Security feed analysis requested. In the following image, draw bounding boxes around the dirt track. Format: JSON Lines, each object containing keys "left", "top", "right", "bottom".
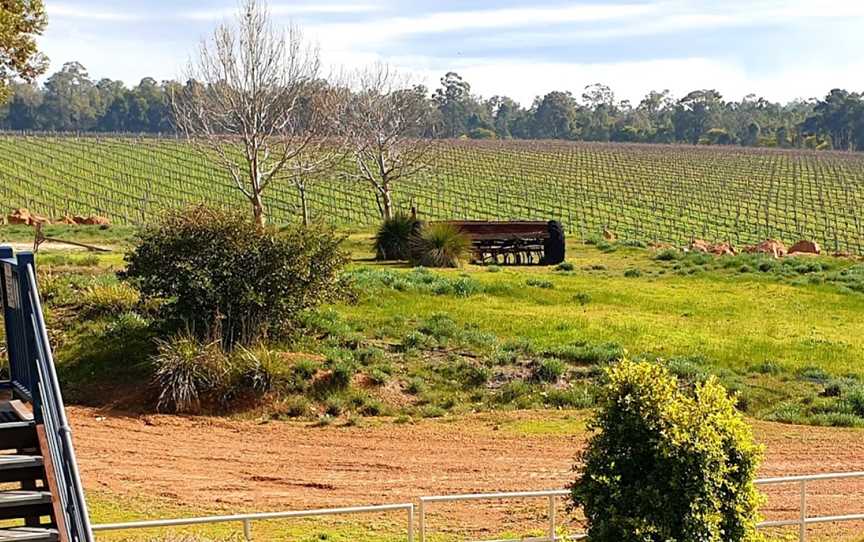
{"left": 69, "top": 407, "right": 864, "bottom": 539}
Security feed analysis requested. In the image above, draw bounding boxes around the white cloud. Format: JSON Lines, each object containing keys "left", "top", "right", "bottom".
{"left": 49, "top": 2, "right": 382, "bottom": 23}
{"left": 182, "top": 3, "right": 382, "bottom": 22}
{"left": 50, "top": 3, "right": 144, "bottom": 21}
{"left": 307, "top": 3, "right": 658, "bottom": 49}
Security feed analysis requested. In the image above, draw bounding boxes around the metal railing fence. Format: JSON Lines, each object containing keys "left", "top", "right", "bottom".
{"left": 88, "top": 472, "right": 864, "bottom": 542}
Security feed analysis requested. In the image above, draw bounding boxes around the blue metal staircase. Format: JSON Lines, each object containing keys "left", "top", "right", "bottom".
{"left": 0, "top": 248, "right": 93, "bottom": 542}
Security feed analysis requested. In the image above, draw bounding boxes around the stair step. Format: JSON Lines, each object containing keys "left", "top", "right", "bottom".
{"left": 0, "top": 491, "right": 51, "bottom": 509}
{"left": 0, "top": 456, "right": 42, "bottom": 471}
{"left": 0, "top": 422, "right": 37, "bottom": 451}
{"left": 0, "top": 456, "right": 44, "bottom": 484}
{"left": 0, "top": 527, "right": 59, "bottom": 542}
{"left": 0, "top": 490, "right": 53, "bottom": 521}
{"left": 0, "top": 411, "right": 18, "bottom": 423}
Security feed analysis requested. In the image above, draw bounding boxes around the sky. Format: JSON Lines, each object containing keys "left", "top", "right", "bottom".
{"left": 39, "top": 0, "right": 864, "bottom": 107}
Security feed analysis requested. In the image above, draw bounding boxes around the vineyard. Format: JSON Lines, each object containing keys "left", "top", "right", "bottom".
{"left": 2, "top": 134, "right": 864, "bottom": 253}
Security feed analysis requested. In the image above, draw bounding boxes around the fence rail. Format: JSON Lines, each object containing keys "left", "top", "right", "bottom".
{"left": 89, "top": 472, "right": 864, "bottom": 542}
{"left": 93, "top": 503, "right": 415, "bottom": 541}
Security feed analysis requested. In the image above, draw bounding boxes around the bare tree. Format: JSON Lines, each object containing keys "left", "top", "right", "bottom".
{"left": 172, "top": 0, "right": 320, "bottom": 225}
{"left": 347, "top": 64, "right": 435, "bottom": 220}
{"left": 287, "top": 79, "right": 351, "bottom": 226}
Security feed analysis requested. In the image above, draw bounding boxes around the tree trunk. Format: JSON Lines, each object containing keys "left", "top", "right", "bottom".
{"left": 381, "top": 188, "right": 393, "bottom": 220}
{"left": 299, "top": 184, "right": 310, "bottom": 226}
{"left": 251, "top": 191, "right": 266, "bottom": 226}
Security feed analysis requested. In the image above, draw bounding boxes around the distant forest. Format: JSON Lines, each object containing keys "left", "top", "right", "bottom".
{"left": 2, "top": 61, "right": 864, "bottom": 152}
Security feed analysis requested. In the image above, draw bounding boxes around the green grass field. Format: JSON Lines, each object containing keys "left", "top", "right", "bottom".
{"left": 3, "top": 228, "right": 864, "bottom": 541}
{"left": 3, "top": 228, "right": 862, "bottom": 428}
{"left": 3, "top": 135, "right": 864, "bottom": 253}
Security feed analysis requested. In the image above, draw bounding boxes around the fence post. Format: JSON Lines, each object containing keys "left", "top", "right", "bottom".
{"left": 547, "top": 495, "right": 556, "bottom": 542}
{"left": 243, "top": 519, "right": 252, "bottom": 541}
{"left": 407, "top": 504, "right": 414, "bottom": 542}
{"left": 799, "top": 480, "right": 807, "bottom": 542}
{"left": 418, "top": 500, "right": 425, "bottom": 542}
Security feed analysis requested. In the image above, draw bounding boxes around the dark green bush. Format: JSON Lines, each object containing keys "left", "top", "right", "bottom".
{"left": 374, "top": 213, "right": 420, "bottom": 260}
{"left": 410, "top": 222, "right": 472, "bottom": 268}
{"left": 121, "top": 205, "right": 348, "bottom": 347}
{"left": 572, "top": 360, "right": 764, "bottom": 542}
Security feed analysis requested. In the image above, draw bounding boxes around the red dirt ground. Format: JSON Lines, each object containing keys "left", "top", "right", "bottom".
{"left": 68, "top": 407, "right": 864, "bottom": 540}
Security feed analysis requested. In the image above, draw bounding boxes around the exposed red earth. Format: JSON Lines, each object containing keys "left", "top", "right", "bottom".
{"left": 69, "top": 407, "right": 864, "bottom": 540}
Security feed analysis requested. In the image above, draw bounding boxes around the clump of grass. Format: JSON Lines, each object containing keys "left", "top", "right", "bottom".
{"left": 555, "top": 261, "right": 575, "bottom": 271}
{"left": 418, "top": 313, "right": 460, "bottom": 343}
{"left": 272, "top": 395, "right": 312, "bottom": 419}
{"left": 526, "top": 278, "right": 554, "bottom": 289}
{"left": 573, "top": 292, "right": 591, "bottom": 305}
{"left": 655, "top": 249, "right": 681, "bottom": 261}
{"left": 548, "top": 341, "right": 624, "bottom": 364}
{"left": 623, "top": 268, "right": 642, "bottom": 278}
{"left": 437, "top": 358, "right": 490, "bottom": 389}
{"left": 410, "top": 223, "right": 472, "bottom": 268}
{"left": 79, "top": 282, "right": 139, "bottom": 317}
{"left": 532, "top": 358, "right": 566, "bottom": 383}
{"left": 845, "top": 386, "right": 864, "bottom": 416}
{"left": 151, "top": 334, "right": 228, "bottom": 413}
{"left": 374, "top": 213, "right": 419, "bottom": 260}
{"left": 347, "top": 267, "right": 487, "bottom": 298}
{"left": 545, "top": 385, "right": 594, "bottom": 408}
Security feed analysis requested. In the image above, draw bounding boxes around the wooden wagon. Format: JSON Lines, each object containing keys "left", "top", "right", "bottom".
{"left": 437, "top": 220, "right": 566, "bottom": 265}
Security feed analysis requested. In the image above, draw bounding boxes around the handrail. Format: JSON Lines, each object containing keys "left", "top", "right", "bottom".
{"left": 0, "top": 247, "right": 94, "bottom": 542}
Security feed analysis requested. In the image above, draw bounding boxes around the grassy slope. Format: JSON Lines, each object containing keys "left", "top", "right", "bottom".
{"left": 340, "top": 246, "right": 864, "bottom": 376}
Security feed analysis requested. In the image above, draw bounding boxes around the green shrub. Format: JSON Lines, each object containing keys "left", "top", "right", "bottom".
{"left": 374, "top": 213, "right": 419, "bottom": 260}
{"left": 409, "top": 222, "right": 472, "bottom": 268}
{"left": 555, "top": 262, "right": 575, "bottom": 271}
{"left": 121, "top": 205, "right": 348, "bottom": 348}
{"left": 623, "top": 267, "right": 642, "bottom": 278}
{"left": 572, "top": 360, "right": 764, "bottom": 542}
{"left": 151, "top": 334, "right": 229, "bottom": 413}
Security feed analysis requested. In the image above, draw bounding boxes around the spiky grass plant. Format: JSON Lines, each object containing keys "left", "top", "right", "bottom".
{"left": 410, "top": 223, "right": 472, "bottom": 268}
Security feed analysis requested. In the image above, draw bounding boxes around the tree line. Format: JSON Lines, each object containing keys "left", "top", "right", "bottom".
{"left": 2, "top": 62, "right": 864, "bottom": 152}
